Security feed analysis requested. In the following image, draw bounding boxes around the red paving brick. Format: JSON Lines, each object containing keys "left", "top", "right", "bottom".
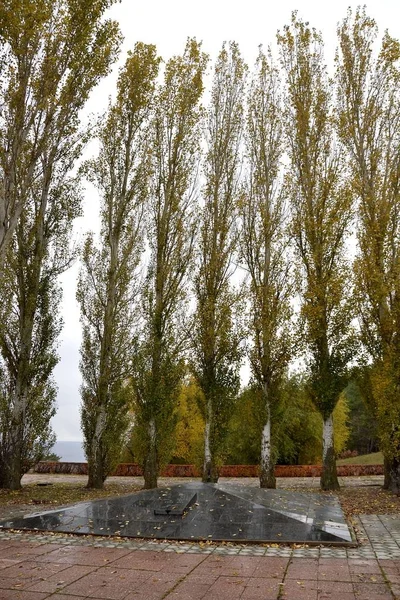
{"left": 60, "top": 567, "right": 167, "bottom": 599}
{"left": 190, "top": 555, "right": 230, "bottom": 576}
{"left": 0, "top": 558, "right": 26, "bottom": 569}
{"left": 351, "top": 571, "right": 386, "bottom": 584}
{"left": 183, "top": 571, "right": 219, "bottom": 585}
{"left": 317, "top": 580, "right": 354, "bottom": 594}
{"left": 209, "top": 555, "right": 261, "bottom": 577}
{"left": 208, "top": 575, "right": 249, "bottom": 597}
{"left": 281, "top": 579, "right": 319, "bottom": 599}
{"left": 0, "top": 543, "right": 61, "bottom": 561}
{"left": 115, "top": 551, "right": 204, "bottom": 573}
{"left": 391, "top": 584, "right": 400, "bottom": 597}
{"left": 353, "top": 582, "right": 394, "bottom": 599}
{"left": 318, "top": 567, "right": 352, "bottom": 582}
{"left": 242, "top": 578, "right": 282, "bottom": 599}
{"left": 286, "top": 558, "right": 318, "bottom": 580}
{"left": 348, "top": 558, "right": 382, "bottom": 571}
{"left": 252, "top": 556, "right": 289, "bottom": 578}
{"left": 0, "top": 591, "right": 49, "bottom": 600}
{"left": 124, "top": 591, "right": 173, "bottom": 600}
{"left": 0, "top": 540, "right": 400, "bottom": 600}
{"left": 166, "top": 580, "right": 211, "bottom": 599}
{"left": 44, "top": 596, "right": 86, "bottom": 600}
{"left": 0, "top": 560, "right": 69, "bottom": 591}
{"left": 318, "top": 594, "right": 356, "bottom": 600}
{"left": 35, "top": 545, "right": 133, "bottom": 566}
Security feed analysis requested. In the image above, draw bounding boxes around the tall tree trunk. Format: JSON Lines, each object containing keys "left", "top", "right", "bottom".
{"left": 383, "top": 454, "right": 391, "bottom": 490}
{"left": 6, "top": 427, "right": 23, "bottom": 490}
{"left": 202, "top": 400, "right": 218, "bottom": 483}
{"left": 0, "top": 431, "right": 23, "bottom": 490}
{"left": 142, "top": 230, "right": 164, "bottom": 491}
{"left": 89, "top": 235, "right": 118, "bottom": 487}
{"left": 87, "top": 408, "right": 106, "bottom": 489}
{"left": 260, "top": 395, "right": 275, "bottom": 488}
{"left": 87, "top": 454, "right": 105, "bottom": 489}
{"left": 320, "top": 413, "right": 339, "bottom": 491}
{"left": 1, "top": 325, "right": 34, "bottom": 490}
{"left": 383, "top": 454, "right": 400, "bottom": 493}
{"left": 144, "top": 418, "right": 158, "bottom": 489}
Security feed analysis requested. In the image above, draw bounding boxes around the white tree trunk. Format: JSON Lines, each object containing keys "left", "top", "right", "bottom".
{"left": 91, "top": 405, "right": 106, "bottom": 466}
{"left": 322, "top": 413, "right": 334, "bottom": 461}
{"left": 260, "top": 418, "right": 271, "bottom": 473}
{"left": 260, "top": 398, "right": 275, "bottom": 488}
{"left": 204, "top": 420, "right": 211, "bottom": 465}
{"left": 94, "top": 405, "right": 106, "bottom": 444}
{"left": 143, "top": 417, "right": 158, "bottom": 489}
{"left": 320, "top": 411, "right": 339, "bottom": 490}
{"left": 203, "top": 399, "right": 217, "bottom": 482}
{"left": 149, "top": 417, "right": 156, "bottom": 449}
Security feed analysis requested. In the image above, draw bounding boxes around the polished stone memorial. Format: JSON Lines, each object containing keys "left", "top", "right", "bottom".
{"left": 0, "top": 482, "right": 354, "bottom": 545}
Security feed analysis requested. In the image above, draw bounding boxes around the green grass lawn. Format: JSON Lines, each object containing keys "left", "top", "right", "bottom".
{"left": 336, "top": 451, "right": 383, "bottom": 465}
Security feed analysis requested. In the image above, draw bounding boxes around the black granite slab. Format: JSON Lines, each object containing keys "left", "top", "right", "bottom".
{"left": 153, "top": 488, "right": 197, "bottom": 515}
{"left": 0, "top": 482, "right": 354, "bottom": 545}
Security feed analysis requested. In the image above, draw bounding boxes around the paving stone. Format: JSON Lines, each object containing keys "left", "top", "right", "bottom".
{"left": 242, "top": 578, "right": 282, "bottom": 599}
{"left": 317, "top": 580, "right": 354, "bottom": 594}
{"left": 207, "top": 575, "right": 249, "bottom": 598}
{"left": 45, "top": 596, "right": 86, "bottom": 600}
{"left": 26, "top": 564, "right": 96, "bottom": 594}
{"left": 318, "top": 593, "right": 357, "bottom": 600}
{"left": 353, "top": 582, "right": 394, "bottom": 599}
{"left": 286, "top": 559, "right": 318, "bottom": 581}
{"left": 281, "top": 579, "right": 318, "bottom": 599}
{"left": 166, "top": 580, "right": 211, "bottom": 599}
{"left": 0, "top": 592, "right": 49, "bottom": 599}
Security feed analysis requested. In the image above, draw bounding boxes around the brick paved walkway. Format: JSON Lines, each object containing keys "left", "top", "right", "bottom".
{"left": 0, "top": 474, "right": 398, "bottom": 598}
{"left": 0, "top": 535, "right": 399, "bottom": 599}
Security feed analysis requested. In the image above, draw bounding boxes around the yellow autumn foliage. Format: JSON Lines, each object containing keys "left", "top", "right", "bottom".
{"left": 333, "top": 393, "right": 351, "bottom": 456}
{"left": 172, "top": 380, "right": 205, "bottom": 465}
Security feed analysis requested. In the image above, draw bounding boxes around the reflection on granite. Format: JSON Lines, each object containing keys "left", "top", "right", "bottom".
{"left": 0, "top": 482, "right": 354, "bottom": 545}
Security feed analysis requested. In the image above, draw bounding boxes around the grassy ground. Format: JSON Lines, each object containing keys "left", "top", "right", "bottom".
{"left": 336, "top": 452, "right": 384, "bottom": 465}
{"left": 0, "top": 482, "right": 141, "bottom": 519}
{"left": 333, "top": 485, "right": 400, "bottom": 518}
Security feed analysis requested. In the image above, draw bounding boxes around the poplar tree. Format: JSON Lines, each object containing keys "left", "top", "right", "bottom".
{"left": 0, "top": 161, "right": 81, "bottom": 490}
{"left": 78, "top": 44, "right": 160, "bottom": 489}
{"left": 131, "top": 39, "right": 207, "bottom": 489}
{"left": 278, "top": 15, "right": 354, "bottom": 490}
{"left": 192, "top": 42, "right": 246, "bottom": 483}
{"left": 240, "top": 48, "right": 292, "bottom": 488}
{"left": 0, "top": 0, "right": 120, "bottom": 489}
{"left": 337, "top": 9, "right": 400, "bottom": 491}
{"left": 0, "top": 0, "right": 121, "bottom": 267}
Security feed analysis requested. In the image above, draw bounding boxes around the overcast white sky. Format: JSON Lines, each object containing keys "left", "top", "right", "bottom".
{"left": 52, "top": 0, "right": 400, "bottom": 441}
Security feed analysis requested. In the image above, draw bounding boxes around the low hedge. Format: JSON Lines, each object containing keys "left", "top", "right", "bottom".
{"left": 34, "top": 461, "right": 384, "bottom": 477}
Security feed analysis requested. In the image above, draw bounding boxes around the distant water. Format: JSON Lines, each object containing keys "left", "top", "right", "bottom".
{"left": 51, "top": 441, "right": 86, "bottom": 462}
